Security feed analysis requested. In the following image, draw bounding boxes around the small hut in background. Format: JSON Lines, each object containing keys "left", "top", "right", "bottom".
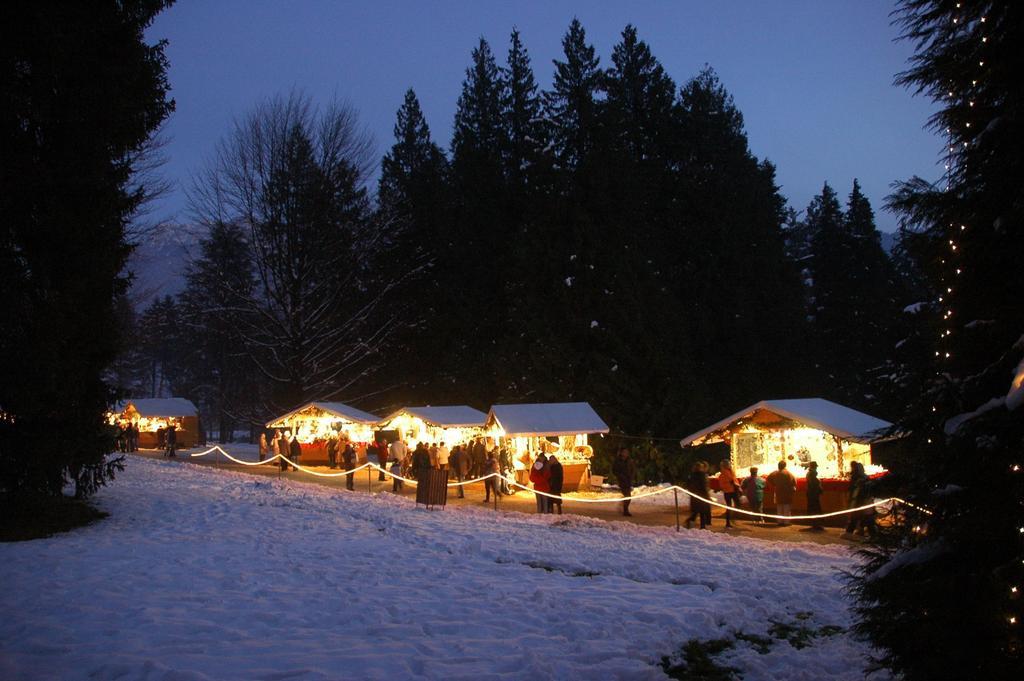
{"left": 265, "top": 402, "right": 379, "bottom": 464}
{"left": 111, "top": 398, "right": 201, "bottom": 448}
{"left": 376, "top": 406, "right": 487, "bottom": 448}
{"left": 679, "top": 398, "right": 893, "bottom": 513}
{"left": 486, "top": 402, "right": 609, "bottom": 491}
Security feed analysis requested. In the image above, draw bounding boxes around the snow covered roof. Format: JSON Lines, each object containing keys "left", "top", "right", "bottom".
{"left": 487, "top": 402, "right": 609, "bottom": 437}
{"left": 115, "top": 398, "right": 198, "bottom": 418}
{"left": 679, "top": 398, "right": 894, "bottom": 447}
{"left": 381, "top": 406, "right": 487, "bottom": 428}
{"left": 266, "top": 401, "right": 380, "bottom": 428}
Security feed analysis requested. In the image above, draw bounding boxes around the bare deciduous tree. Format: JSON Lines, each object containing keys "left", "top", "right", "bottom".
{"left": 190, "top": 91, "right": 395, "bottom": 413}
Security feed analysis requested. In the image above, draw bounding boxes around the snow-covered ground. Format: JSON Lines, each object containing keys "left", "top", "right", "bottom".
{"left": 0, "top": 456, "right": 884, "bottom": 680}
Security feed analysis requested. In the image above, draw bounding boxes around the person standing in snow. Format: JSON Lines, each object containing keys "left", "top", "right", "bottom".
{"left": 529, "top": 452, "right": 550, "bottom": 513}
{"left": 768, "top": 461, "right": 797, "bottom": 525}
{"left": 288, "top": 433, "right": 301, "bottom": 471}
{"left": 437, "top": 442, "right": 450, "bottom": 474}
{"left": 742, "top": 467, "right": 766, "bottom": 523}
{"left": 685, "top": 461, "right": 711, "bottom": 529}
{"left": 274, "top": 431, "right": 286, "bottom": 471}
{"left": 498, "top": 445, "right": 514, "bottom": 495}
{"left": 390, "top": 450, "right": 405, "bottom": 493}
{"left": 389, "top": 438, "right": 408, "bottom": 476}
{"left": 471, "top": 437, "right": 486, "bottom": 478}
{"left": 326, "top": 434, "right": 338, "bottom": 469}
{"left": 547, "top": 453, "right": 564, "bottom": 515}
{"left": 450, "top": 445, "right": 469, "bottom": 498}
{"left": 612, "top": 447, "right": 637, "bottom": 517}
{"left": 844, "top": 461, "right": 876, "bottom": 537}
{"left": 805, "top": 461, "right": 825, "bottom": 531}
{"left": 165, "top": 423, "right": 177, "bottom": 458}
{"left": 258, "top": 432, "right": 269, "bottom": 462}
{"left": 483, "top": 449, "right": 502, "bottom": 503}
{"left": 411, "top": 442, "right": 431, "bottom": 479}
{"left": 341, "top": 440, "right": 356, "bottom": 490}
{"left": 717, "top": 459, "right": 740, "bottom": 528}
{"left": 368, "top": 439, "right": 386, "bottom": 481}
{"left": 428, "top": 442, "right": 439, "bottom": 470}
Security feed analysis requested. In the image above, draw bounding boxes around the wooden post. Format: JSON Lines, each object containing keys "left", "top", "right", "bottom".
{"left": 367, "top": 466, "right": 372, "bottom": 493}
{"left": 674, "top": 488, "right": 680, "bottom": 532}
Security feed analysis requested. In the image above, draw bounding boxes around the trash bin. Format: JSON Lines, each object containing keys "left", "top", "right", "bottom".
{"left": 415, "top": 468, "right": 448, "bottom": 509}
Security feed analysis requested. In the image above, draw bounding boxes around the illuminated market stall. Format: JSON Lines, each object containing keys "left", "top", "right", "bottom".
{"left": 486, "top": 402, "right": 609, "bottom": 491}
{"left": 679, "top": 398, "right": 893, "bottom": 513}
{"left": 111, "top": 398, "right": 201, "bottom": 448}
{"left": 265, "top": 402, "right": 379, "bottom": 465}
{"left": 376, "top": 406, "right": 487, "bottom": 448}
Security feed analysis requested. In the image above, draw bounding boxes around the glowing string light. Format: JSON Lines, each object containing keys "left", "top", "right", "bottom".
{"left": 180, "top": 449, "right": 934, "bottom": 520}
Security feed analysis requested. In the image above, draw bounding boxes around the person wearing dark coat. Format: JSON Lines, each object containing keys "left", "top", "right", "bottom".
{"left": 498, "top": 446, "right": 514, "bottom": 495}
{"left": 326, "top": 436, "right": 338, "bottom": 469}
{"left": 371, "top": 440, "right": 387, "bottom": 481}
{"left": 450, "top": 445, "right": 470, "bottom": 498}
{"left": 165, "top": 424, "right": 177, "bottom": 458}
{"left": 411, "top": 443, "right": 431, "bottom": 479}
{"left": 483, "top": 451, "right": 502, "bottom": 503}
{"left": 685, "top": 461, "right": 712, "bottom": 529}
{"left": 547, "top": 454, "right": 564, "bottom": 515}
{"left": 277, "top": 431, "right": 290, "bottom": 472}
{"left": 612, "top": 448, "right": 637, "bottom": 517}
{"left": 341, "top": 441, "right": 356, "bottom": 490}
{"left": 844, "top": 461, "right": 876, "bottom": 537}
{"left": 806, "top": 461, "right": 825, "bottom": 531}
{"left": 470, "top": 438, "right": 486, "bottom": 478}
{"left": 288, "top": 434, "right": 301, "bottom": 471}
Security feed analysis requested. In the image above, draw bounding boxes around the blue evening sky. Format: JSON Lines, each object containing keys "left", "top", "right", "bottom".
{"left": 146, "top": 0, "right": 942, "bottom": 233}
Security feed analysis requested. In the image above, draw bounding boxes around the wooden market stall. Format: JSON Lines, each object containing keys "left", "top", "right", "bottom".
{"left": 486, "top": 402, "right": 609, "bottom": 492}
{"left": 265, "top": 402, "right": 380, "bottom": 465}
{"left": 679, "top": 398, "right": 893, "bottom": 514}
{"left": 111, "top": 398, "right": 201, "bottom": 449}
{"left": 376, "top": 406, "right": 487, "bottom": 448}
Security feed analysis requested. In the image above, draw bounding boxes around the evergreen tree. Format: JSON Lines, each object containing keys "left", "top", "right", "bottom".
{"left": 0, "top": 1, "right": 174, "bottom": 497}
{"left": 673, "top": 69, "right": 810, "bottom": 418}
{"left": 850, "top": 2, "right": 1024, "bottom": 679}
{"left": 603, "top": 25, "right": 676, "bottom": 166}
{"left": 136, "top": 295, "right": 185, "bottom": 399}
{"left": 543, "top": 19, "right": 602, "bottom": 172}
{"left": 452, "top": 38, "right": 505, "bottom": 181}
{"left": 806, "top": 180, "right": 900, "bottom": 410}
{"left": 373, "top": 89, "right": 451, "bottom": 402}
{"left": 446, "top": 38, "right": 512, "bottom": 404}
{"left": 500, "top": 28, "right": 546, "bottom": 193}
{"left": 178, "top": 221, "right": 259, "bottom": 439}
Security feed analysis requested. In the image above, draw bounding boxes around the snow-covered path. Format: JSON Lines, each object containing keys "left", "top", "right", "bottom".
{"left": 0, "top": 457, "right": 882, "bottom": 680}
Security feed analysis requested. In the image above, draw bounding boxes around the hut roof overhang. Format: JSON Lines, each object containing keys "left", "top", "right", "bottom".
{"left": 679, "top": 398, "right": 894, "bottom": 448}
{"left": 381, "top": 406, "right": 487, "bottom": 428}
{"left": 266, "top": 401, "right": 379, "bottom": 428}
{"left": 487, "top": 402, "right": 609, "bottom": 437}
{"left": 115, "top": 398, "right": 198, "bottom": 418}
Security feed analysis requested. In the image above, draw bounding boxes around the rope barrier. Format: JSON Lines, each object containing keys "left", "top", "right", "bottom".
{"left": 184, "top": 447, "right": 932, "bottom": 520}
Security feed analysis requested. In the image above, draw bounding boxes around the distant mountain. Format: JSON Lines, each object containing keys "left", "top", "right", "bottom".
{"left": 879, "top": 230, "right": 897, "bottom": 254}
{"left": 124, "top": 223, "right": 203, "bottom": 308}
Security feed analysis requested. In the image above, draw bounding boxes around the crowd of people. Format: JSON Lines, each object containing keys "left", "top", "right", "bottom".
{"left": 114, "top": 422, "right": 179, "bottom": 458}
{"left": 251, "top": 432, "right": 877, "bottom": 533}
{"left": 114, "top": 422, "right": 140, "bottom": 453}
{"left": 678, "top": 457, "right": 876, "bottom": 537}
